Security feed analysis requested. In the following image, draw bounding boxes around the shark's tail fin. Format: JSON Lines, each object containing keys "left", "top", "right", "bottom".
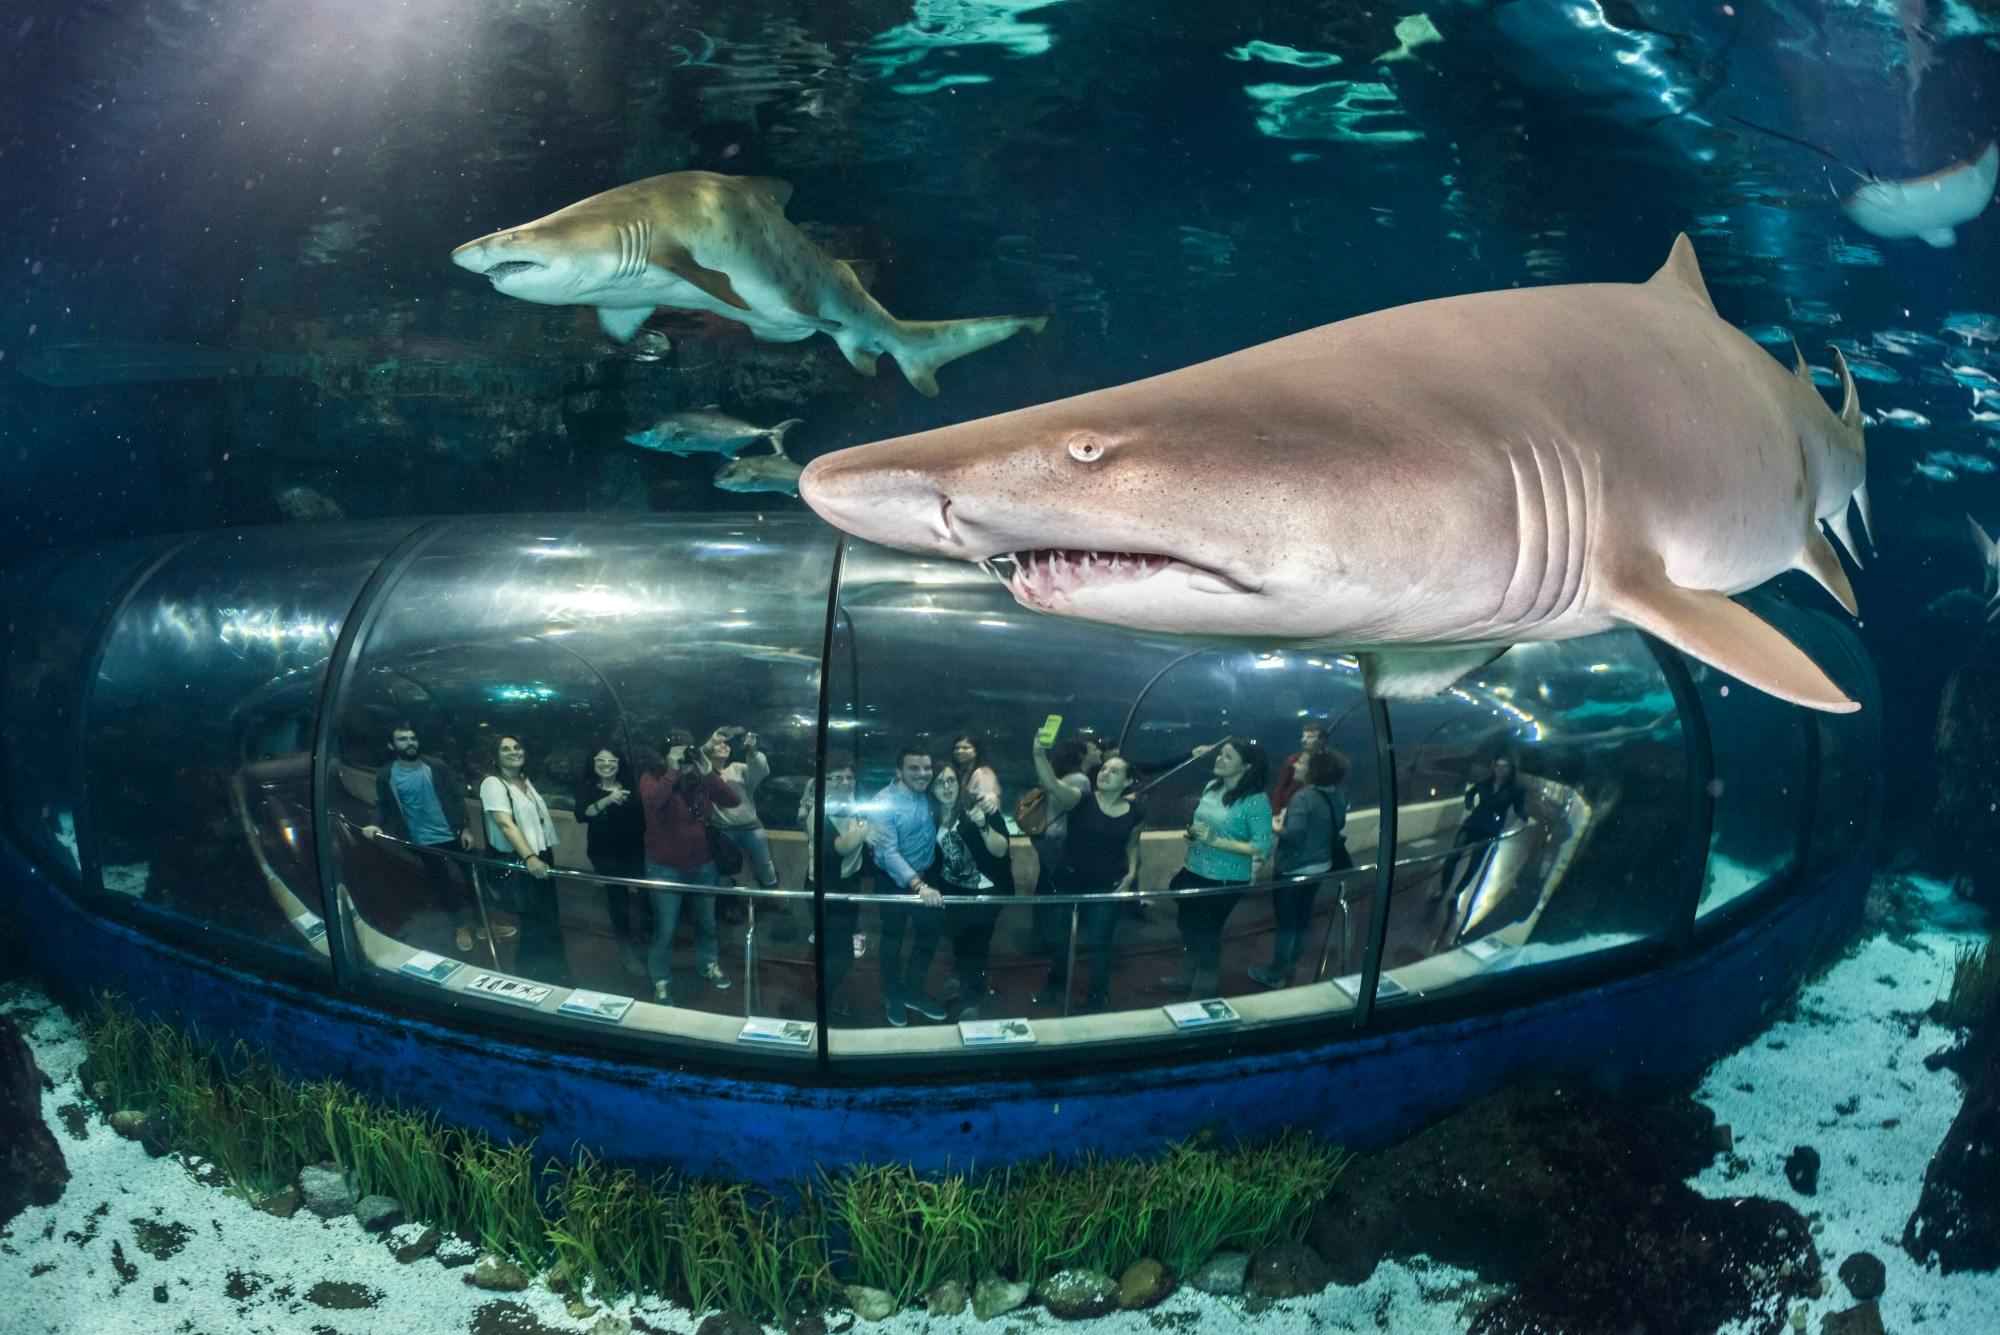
{"left": 1971, "top": 514, "right": 1999, "bottom": 605}
{"left": 884, "top": 314, "right": 1049, "bottom": 397}
{"left": 766, "top": 419, "right": 803, "bottom": 455}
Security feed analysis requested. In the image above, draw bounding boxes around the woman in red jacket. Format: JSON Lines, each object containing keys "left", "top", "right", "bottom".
{"left": 640, "top": 728, "right": 739, "bottom": 1005}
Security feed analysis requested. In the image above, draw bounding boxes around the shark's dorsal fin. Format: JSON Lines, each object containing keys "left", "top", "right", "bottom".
{"left": 658, "top": 245, "right": 752, "bottom": 312}
{"left": 836, "top": 259, "right": 877, "bottom": 291}
{"left": 1647, "top": 234, "right": 1716, "bottom": 313}
{"left": 743, "top": 176, "right": 794, "bottom": 211}
{"left": 1830, "top": 346, "right": 1861, "bottom": 430}
{"left": 1602, "top": 550, "right": 1857, "bottom": 712}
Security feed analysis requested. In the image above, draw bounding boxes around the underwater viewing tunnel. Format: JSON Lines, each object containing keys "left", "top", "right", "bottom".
{"left": 0, "top": 513, "right": 1879, "bottom": 1181}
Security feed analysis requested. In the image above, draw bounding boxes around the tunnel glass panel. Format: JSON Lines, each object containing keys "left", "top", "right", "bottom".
{"left": 1693, "top": 608, "right": 1807, "bottom": 918}
{"left": 3, "top": 541, "right": 161, "bottom": 881}
{"left": 826, "top": 539, "right": 1384, "bottom": 1059}
{"left": 83, "top": 524, "right": 416, "bottom": 967}
{"left": 1378, "top": 633, "right": 1685, "bottom": 1008}
{"left": 326, "top": 516, "right": 834, "bottom": 1055}
{"left": 1764, "top": 596, "right": 1880, "bottom": 882}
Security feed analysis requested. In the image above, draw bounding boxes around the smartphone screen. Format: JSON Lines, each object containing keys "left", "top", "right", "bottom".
{"left": 1035, "top": 713, "right": 1063, "bottom": 747}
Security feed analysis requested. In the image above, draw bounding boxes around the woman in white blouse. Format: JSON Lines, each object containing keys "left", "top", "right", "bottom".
{"left": 479, "top": 735, "right": 567, "bottom": 984}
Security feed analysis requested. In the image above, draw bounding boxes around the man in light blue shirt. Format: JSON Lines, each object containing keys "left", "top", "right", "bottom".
{"left": 869, "top": 743, "right": 944, "bottom": 1027}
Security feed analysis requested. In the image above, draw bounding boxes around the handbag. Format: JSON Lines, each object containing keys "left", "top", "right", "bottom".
{"left": 481, "top": 857, "right": 532, "bottom": 913}
{"left": 706, "top": 825, "right": 745, "bottom": 879}
{"left": 1014, "top": 786, "right": 1051, "bottom": 838}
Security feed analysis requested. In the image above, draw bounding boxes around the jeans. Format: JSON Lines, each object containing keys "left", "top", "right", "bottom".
{"left": 1437, "top": 826, "right": 1491, "bottom": 904}
{"left": 1044, "top": 890, "right": 1123, "bottom": 1005}
{"left": 1173, "top": 868, "right": 1243, "bottom": 979}
{"left": 718, "top": 824, "right": 780, "bottom": 888}
{"left": 1268, "top": 874, "right": 1324, "bottom": 973}
{"left": 879, "top": 896, "right": 942, "bottom": 1006}
{"left": 646, "top": 859, "right": 721, "bottom": 988}
{"left": 822, "top": 894, "right": 860, "bottom": 1004}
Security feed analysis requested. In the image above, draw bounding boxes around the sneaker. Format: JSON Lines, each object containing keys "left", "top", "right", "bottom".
{"left": 940, "top": 977, "right": 962, "bottom": 1002}
{"left": 884, "top": 1000, "right": 907, "bottom": 1028}
{"left": 652, "top": 980, "right": 672, "bottom": 1005}
{"left": 905, "top": 996, "right": 948, "bottom": 1022}
{"left": 701, "top": 963, "right": 732, "bottom": 991}
{"left": 957, "top": 1003, "right": 981, "bottom": 1022}
{"left": 1156, "top": 970, "right": 1195, "bottom": 990}
{"left": 852, "top": 933, "right": 867, "bottom": 958}
{"left": 454, "top": 927, "right": 474, "bottom": 953}
{"left": 1248, "top": 964, "right": 1289, "bottom": 989}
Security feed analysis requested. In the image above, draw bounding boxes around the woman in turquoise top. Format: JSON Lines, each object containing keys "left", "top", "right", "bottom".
{"left": 1164, "top": 737, "right": 1272, "bottom": 999}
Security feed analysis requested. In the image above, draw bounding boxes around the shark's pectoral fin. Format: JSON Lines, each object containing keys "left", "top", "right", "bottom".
{"left": 835, "top": 259, "right": 878, "bottom": 291}
{"left": 1603, "top": 554, "right": 1858, "bottom": 713}
{"left": 1356, "top": 646, "right": 1509, "bottom": 701}
{"left": 598, "top": 306, "right": 655, "bottom": 342}
{"left": 1918, "top": 227, "right": 1959, "bottom": 248}
{"left": 661, "top": 247, "right": 753, "bottom": 312}
{"left": 1794, "top": 527, "right": 1859, "bottom": 617}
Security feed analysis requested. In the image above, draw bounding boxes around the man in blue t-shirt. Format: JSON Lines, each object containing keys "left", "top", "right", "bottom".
{"left": 361, "top": 723, "right": 478, "bottom": 953}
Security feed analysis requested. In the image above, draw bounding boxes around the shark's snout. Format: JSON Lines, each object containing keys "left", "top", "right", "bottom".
{"left": 799, "top": 450, "right": 961, "bottom": 553}
{"left": 450, "top": 232, "right": 547, "bottom": 280}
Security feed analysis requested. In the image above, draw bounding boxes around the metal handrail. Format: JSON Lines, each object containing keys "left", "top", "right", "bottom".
{"left": 340, "top": 816, "right": 1524, "bottom": 907}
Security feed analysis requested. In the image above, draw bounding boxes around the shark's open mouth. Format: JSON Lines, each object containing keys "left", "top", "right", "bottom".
{"left": 989, "top": 548, "right": 1245, "bottom": 609}
{"left": 483, "top": 260, "right": 542, "bottom": 278}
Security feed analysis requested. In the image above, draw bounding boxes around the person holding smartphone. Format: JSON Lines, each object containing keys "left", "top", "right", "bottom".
{"left": 934, "top": 762, "right": 1012, "bottom": 1020}
{"left": 707, "top": 724, "right": 779, "bottom": 892}
{"left": 638, "top": 729, "right": 740, "bottom": 1004}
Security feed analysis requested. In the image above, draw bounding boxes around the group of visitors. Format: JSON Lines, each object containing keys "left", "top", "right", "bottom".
{"left": 357, "top": 713, "right": 1526, "bottom": 1023}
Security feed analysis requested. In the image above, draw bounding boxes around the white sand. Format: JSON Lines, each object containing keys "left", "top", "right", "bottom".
{"left": 1695, "top": 874, "right": 2000, "bottom": 1332}
{"left": 2, "top": 872, "right": 1994, "bottom": 1333}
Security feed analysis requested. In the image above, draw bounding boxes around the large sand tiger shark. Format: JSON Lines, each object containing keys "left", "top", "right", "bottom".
{"left": 451, "top": 171, "right": 1046, "bottom": 395}
{"left": 800, "top": 236, "right": 1874, "bottom": 712}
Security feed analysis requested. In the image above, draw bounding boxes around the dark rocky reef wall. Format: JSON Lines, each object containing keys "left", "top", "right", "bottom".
{"left": 0, "top": 1013, "right": 68, "bottom": 1228}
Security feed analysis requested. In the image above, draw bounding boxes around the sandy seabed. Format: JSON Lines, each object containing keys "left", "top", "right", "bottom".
{"left": 2, "top": 875, "right": 1995, "bottom": 1334}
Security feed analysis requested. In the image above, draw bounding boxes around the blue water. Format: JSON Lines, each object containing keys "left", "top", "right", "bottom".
{"left": 0, "top": 0, "right": 1995, "bottom": 827}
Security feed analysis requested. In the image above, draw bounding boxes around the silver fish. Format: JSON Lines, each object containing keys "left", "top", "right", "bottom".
{"left": 712, "top": 448, "right": 805, "bottom": 496}
{"left": 626, "top": 409, "right": 801, "bottom": 457}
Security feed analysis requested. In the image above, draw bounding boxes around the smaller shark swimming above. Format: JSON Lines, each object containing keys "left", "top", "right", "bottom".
{"left": 801, "top": 236, "right": 1874, "bottom": 712}
{"left": 452, "top": 171, "right": 1047, "bottom": 395}
{"left": 1841, "top": 140, "right": 1998, "bottom": 248}
{"left": 1729, "top": 117, "right": 1996, "bottom": 248}
{"left": 626, "top": 408, "right": 800, "bottom": 458}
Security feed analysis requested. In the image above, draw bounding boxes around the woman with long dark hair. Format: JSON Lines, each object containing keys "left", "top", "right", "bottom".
{"left": 1163, "top": 737, "right": 1272, "bottom": 999}
{"left": 477, "top": 734, "right": 566, "bottom": 984}
{"left": 933, "top": 761, "right": 1013, "bottom": 1020}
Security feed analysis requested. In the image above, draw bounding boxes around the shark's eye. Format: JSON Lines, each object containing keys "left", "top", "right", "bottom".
{"left": 1067, "top": 433, "right": 1106, "bottom": 463}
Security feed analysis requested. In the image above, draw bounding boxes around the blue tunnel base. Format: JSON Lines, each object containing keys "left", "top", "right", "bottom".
{"left": 5, "top": 833, "right": 1870, "bottom": 1187}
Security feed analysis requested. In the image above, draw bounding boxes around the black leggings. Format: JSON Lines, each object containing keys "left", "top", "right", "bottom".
{"left": 943, "top": 880, "right": 1010, "bottom": 996}
{"left": 1173, "top": 868, "right": 1244, "bottom": 974}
